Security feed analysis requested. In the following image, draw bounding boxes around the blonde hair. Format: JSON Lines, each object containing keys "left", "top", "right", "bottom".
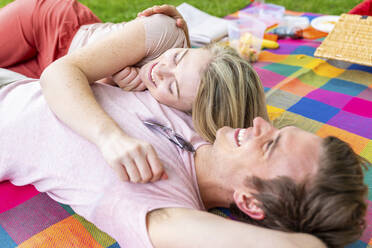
{"left": 192, "top": 43, "right": 269, "bottom": 143}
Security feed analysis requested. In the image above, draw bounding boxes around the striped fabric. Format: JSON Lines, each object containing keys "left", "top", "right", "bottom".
{"left": 1, "top": 6, "right": 371, "bottom": 248}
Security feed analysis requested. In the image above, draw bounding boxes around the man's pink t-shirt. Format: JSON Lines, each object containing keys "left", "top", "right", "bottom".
{"left": 0, "top": 79, "right": 207, "bottom": 247}
{"left": 0, "top": 13, "right": 189, "bottom": 214}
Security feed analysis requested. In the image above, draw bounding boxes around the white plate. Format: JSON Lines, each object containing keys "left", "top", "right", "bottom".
{"left": 311, "top": 15, "right": 340, "bottom": 33}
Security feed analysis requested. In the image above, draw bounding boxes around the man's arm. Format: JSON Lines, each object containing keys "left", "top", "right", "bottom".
{"left": 147, "top": 208, "right": 326, "bottom": 248}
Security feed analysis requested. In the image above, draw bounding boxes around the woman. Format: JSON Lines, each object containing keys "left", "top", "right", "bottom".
{"left": 0, "top": 0, "right": 268, "bottom": 183}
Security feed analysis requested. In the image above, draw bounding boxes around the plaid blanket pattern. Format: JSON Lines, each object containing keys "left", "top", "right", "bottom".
{"left": 252, "top": 42, "right": 372, "bottom": 248}
{"left": 1, "top": 8, "right": 371, "bottom": 248}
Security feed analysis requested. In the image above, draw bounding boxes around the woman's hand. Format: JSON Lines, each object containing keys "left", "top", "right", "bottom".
{"left": 138, "top": 5, "right": 191, "bottom": 47}
{"left": 99, "top": 131, "right": 167, "bottom": 183}
{"left": 113, "top": 67, "right": 146, "bottom": 91}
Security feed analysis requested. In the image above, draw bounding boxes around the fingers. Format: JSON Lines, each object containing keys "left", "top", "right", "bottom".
{"left": 100, "top": 132, "right": 166, "bottom": 184}
{"left": 120, "top": 143, "right": 166, "bottom": 183}
{"left": 126, "top": 68, "right": 143, "bottom": 91}
{"left": 113, "top": 67, "right": 131, "bottom": 82}
{"left": 160, "top": 172, "right": 168, "bottom": 180}
{"left": 137, "top": 6, "right": 157, "bottom": 17}
{"left": 113, "top": 67, "right": 145, "bottom": 91}
{"left": 137, "top": 6, "right": 156, "bottom": 17}
{"left": 138, "top": 5, "right": 179, "bottom": 18}
{"left": 146, "top": 146, "right": 165, "bottom": 182}
{"left": 176, "top": 18, "right": 191, "bottom": 48}
{"left": 156, "top": 4, "right": 180, "bottom": 17}
{"left": 122, "top": 159, "right": 142, "bottom": 183}
{"left": 124, "top": 69, "right": 144, "bottom": 91}
{"left": 176, "top": 18, "right": 188, "bottom": 32}
{"left": 121, "top": 74, "right": 141, "bottom": 91}
{"left": 112, "top": 161, "right": 130, "bottom": 181}
{"left": 133, "top": 151, "right": 153, "bottom": 183}
{"left": 131, "top": 81, "right": 147, "bottom": 91}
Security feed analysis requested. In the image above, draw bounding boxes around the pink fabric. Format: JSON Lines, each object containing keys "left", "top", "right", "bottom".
{"left": 0, "top": 0, "right": 100, "bottom": 78}
{"left": 0, "top": 182, "right": 39, "bottom": 213}
{"left": 343, "top": 97, "right": 372, "bottom": 118}
{"left": 0, "top": 79, "right": 207, "bottom": 247}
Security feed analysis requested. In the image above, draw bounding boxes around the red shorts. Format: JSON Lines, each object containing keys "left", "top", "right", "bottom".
{"left": 0, "top": 0, "right": 101, "bottom": 78}
{"left": 349, "top": 0, "right": 372, "bottom": 16}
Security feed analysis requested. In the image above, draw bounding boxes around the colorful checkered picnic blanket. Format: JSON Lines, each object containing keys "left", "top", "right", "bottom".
{"left": 252, "top": 46, "right": 372, "bottom": 248}
{"left": 1, "top": 7, "right": 371, "bottom": 248}
{"left": 261, "top": 16, "right": 372, "bottom": 248}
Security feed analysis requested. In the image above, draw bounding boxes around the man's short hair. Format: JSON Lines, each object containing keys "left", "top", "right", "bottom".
{"left": 229, "top": 136, "right": 369, "bottom": 248}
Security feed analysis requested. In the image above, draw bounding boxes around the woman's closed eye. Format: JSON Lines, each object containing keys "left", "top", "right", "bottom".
{"left": 169, "top": 81, "right": 179, "bottom": 97}
{"left": 173, "top": 52, "right": 179, "bottom": 65}
{"left": 173, "top": 49, "right": 188, "bottom": 65}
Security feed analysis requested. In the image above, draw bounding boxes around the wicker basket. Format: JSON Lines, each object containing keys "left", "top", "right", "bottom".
{"left": 314, "top": 14, "right": 372, "bottom": 67}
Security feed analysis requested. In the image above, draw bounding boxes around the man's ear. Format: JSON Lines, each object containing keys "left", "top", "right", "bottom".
{"left": 233, "top": 191, "right": 265, "bottom": 220}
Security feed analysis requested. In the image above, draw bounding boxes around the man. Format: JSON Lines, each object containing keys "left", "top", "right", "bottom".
{"left": 0, "top": 71, "right": 367, "bottom": 248}
{"left": 222, "top": 119, "right": 368, "bottom": 248}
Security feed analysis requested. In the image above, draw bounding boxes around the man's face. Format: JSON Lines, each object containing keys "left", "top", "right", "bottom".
{"left": 212, "top": 117, "right": 322, "bottom": 183}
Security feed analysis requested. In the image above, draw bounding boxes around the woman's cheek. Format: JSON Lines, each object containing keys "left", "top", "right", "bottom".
{"left": 157, "top": 92, "right": 178, "bottom": 108}
{"left": 148, "top": 89, "right": 165, "bottom": 104}
{"left": 156, "top": 92, "right": 171, "bottom": 105}
{"left": 147, "top": 87, "right": 180, "bottom": 109}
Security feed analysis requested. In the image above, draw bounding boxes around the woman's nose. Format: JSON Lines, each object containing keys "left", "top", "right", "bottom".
{"left": 156, "top": 64, "right": 174, "bottom": 80}
{"left": 161, "top": 52, "right": 177, "bottom": 68}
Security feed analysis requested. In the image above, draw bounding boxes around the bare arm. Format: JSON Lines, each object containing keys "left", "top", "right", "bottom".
{"left": 40, "top": 19, "right": 165, "bottom": 183}
{"left": 147, "top": 208, "right": 326, "bottom": 248}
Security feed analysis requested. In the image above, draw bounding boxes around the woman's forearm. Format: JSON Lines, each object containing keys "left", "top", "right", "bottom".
{"left": 40, "top": 19, "right": 146, "bottom": 146}
{"left": 40, "top": 60, "right": 124, "bottom": 146}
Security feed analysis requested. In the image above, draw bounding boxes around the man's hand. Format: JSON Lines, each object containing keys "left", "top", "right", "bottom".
{"left": 138, "top": 5, "right": 191, "bottom": 47}
{"left": 99, "top": 131, "right": 167, "bottom": 183}
{"left": 113, "top": 67, "right": 146, "bottom": 91}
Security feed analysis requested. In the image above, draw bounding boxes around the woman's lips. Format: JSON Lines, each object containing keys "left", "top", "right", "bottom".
{"left": 148, "top": 62, "right": 158, "bottom": 87}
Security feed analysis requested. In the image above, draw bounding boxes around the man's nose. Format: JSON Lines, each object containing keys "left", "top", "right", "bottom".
{"left": 252, "top": 117, "right": 272, "bottom": 137}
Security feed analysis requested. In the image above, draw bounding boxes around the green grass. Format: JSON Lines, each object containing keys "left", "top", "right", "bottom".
{"left": 268, "top": 0, "right": 362, "bottom": 15}
{"left": 0, "top": 0, "right": 363, "bottom": 22}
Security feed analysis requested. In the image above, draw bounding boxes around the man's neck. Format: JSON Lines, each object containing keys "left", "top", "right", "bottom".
{"left": 194, "top": 145, "right": 234, "bottom": 209}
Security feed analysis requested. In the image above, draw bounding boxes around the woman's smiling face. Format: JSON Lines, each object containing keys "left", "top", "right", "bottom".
{"left": 139, "top": 48, "right": 213, "bottom": 111}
